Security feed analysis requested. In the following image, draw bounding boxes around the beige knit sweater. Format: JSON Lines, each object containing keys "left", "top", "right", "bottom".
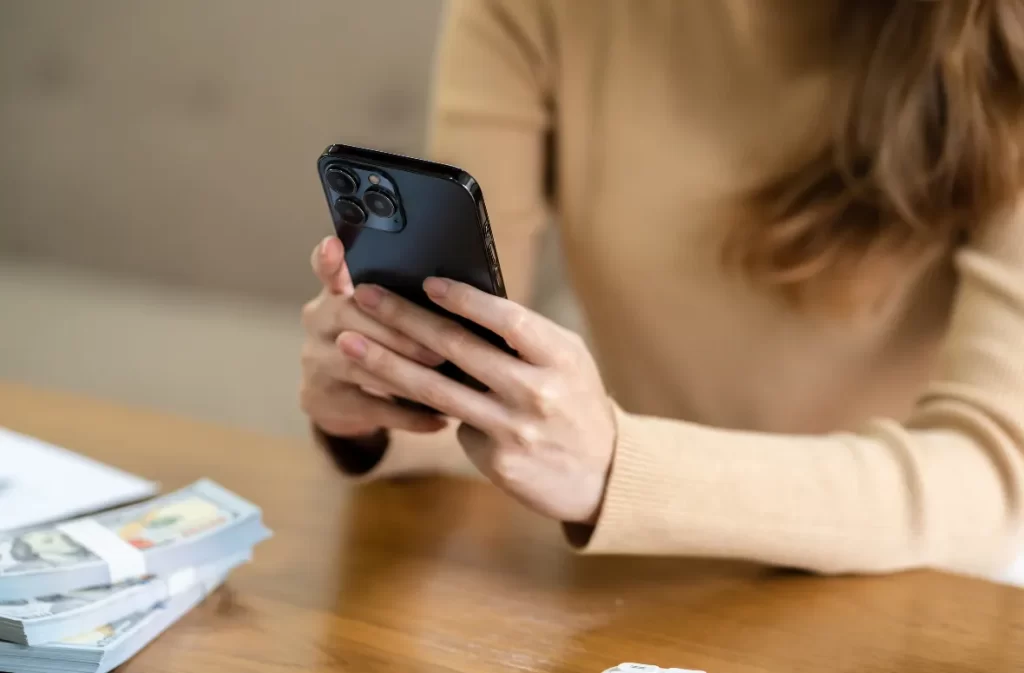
{"left": 322, "top": 0, "right": 1024, "bottom": 578}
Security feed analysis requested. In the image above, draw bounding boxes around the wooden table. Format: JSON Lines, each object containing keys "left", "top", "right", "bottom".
{"left": 1, "top": 382, "right": 1022, "bottom": 672}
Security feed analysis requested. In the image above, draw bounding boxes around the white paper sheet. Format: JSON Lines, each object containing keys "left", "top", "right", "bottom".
{"left": 0, "top": 427, "right": 158, "bottom": 532}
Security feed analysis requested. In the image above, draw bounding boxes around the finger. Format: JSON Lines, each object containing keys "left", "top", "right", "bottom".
{"left": 310, "top": 237, "right": 340, "bottom": 288}
{"left": 311, "top": 236, "right": 354, "bottom": 297}
{"left": 341, "top": 356, "right": 405, "bottom": 399}
{"left": 339, "top": 331, "right": 511, "bottom": 434}
{"left": 307, "top": 383, "right": 447, "bottom": 435}
{"left": 304, "top": 296, "right": 444, "bottom": 367}
{"left": 422, "top": 278, "right": 566, "bottom": 365}
{"left": 335, "top": 318, "right": 445, "bottom": 368}
{"left": 304, "top": 341, "right": 403, "bottom": 396}
{"left": 353, "top": 284, "right": 529, "bottom": 396}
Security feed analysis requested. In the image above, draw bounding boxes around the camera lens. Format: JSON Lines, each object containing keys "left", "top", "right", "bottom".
{"left": 335, "top": 198, "right": 367, "bottom": 226}
{"left": 326, "top": 167, "right": 359, "bottom": 195}
{"left": 363, "top": 189, "right": 397, "bottom": 218}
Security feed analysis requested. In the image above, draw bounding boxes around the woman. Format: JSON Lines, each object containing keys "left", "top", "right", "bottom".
{"left": 299, "top": 0, "right": 1024, "bottom": 579}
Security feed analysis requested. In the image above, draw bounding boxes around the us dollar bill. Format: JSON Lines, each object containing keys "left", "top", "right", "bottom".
{"left": 0, "top": 553, "right": 241, "bottom": 673}
{"left": 0, "top": 479, "right": 269, "bottom": 601}
{"left": 0, "top": 550, "right": 251, "bottom": 645}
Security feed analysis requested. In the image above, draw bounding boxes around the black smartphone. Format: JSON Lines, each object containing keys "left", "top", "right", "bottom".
{"left": 316, "top": 143, "right": 510, "bottom": 407}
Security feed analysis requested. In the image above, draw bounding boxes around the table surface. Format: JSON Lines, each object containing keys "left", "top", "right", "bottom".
{"left": 1, "top": 382, "right": 1023, "bottom": 673}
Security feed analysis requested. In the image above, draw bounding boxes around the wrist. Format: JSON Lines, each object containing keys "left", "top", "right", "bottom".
{"left": 313, "top": 426, "right": 391, "bottom": 475}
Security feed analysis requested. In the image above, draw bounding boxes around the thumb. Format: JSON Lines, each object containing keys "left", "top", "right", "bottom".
{"left": 457, "top": 423, "right": 498, "bottom": 478}
{"left": 311, "top": 236, "right": 354, "bottom": 297}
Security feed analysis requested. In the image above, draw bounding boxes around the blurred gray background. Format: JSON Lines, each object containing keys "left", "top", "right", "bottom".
{"left": 0, "top": 0, "right": 576, "bottom": 438}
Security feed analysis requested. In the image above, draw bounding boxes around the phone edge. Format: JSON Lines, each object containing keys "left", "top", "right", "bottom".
{"left": 318, "top": 144, "right": 507, "bottom": 299}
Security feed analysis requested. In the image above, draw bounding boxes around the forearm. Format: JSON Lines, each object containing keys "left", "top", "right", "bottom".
{"left": 568, "top": 403, "right": 1023, "bottom": 578}
{"left": 572, "top": 216, "right": 1024, "bottom": 579}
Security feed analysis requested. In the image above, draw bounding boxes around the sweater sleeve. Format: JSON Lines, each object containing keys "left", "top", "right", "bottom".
{"left": 569, "top": 200, "right": 1024, "bottom": 580}
{"left": 317, "top": 0, "right": 554, "bottom": 481}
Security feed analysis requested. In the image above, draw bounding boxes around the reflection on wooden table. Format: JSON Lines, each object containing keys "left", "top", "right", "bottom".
{"left": 0, "top": 382, "right": 1021, "bottom": 673}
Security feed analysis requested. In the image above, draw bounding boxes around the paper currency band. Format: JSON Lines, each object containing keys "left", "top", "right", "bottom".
{"left": 56, "top": 519, "right": 147, "bottom": 583}
{"left": 166, "top": 567, "right": 199, "bottom": 597}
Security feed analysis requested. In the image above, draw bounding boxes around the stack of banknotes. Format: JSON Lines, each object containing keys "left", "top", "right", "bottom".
{"left": 0, "top": 479, "right": 271, "bottom": 673}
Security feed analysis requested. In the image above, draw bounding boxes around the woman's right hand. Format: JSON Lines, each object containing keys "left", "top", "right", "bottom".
{"left": 299, "top": 236, "right": 449, "bottom": 438}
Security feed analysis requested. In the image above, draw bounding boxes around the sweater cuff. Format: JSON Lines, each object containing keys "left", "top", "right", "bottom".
{"left": 562, "top": 405, "right": 917, "bottom": 568}
{"left": 563, "top": 405, "right": 805, "bottom": 559}
{"left": 313, "top": 426, "right": 390, "bottom": 476}
{"left": 563, "top": 403, "right": 673, "bottom": 553}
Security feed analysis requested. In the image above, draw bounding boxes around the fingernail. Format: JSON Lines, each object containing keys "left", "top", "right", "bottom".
{"left": 338, "top": 332, "right": 367, "bottom": 359}
{"left": 354, "top": 284, "right": 384, "bottom": 309}
{"left": 424, "top": 277, "right": 450, "bottom": 298}
{"left": 319, "top": 237, "right": 333, "bottom": 260}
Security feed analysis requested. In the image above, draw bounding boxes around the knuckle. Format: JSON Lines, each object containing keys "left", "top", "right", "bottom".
{"left": 506, "top": 420, "right": 540, "bottom": 451}
{"left": 554, "top": 348, "right": 577, "bottom": 369}
{"left": 420, "top": 385, "right": 454, "bottom": 411}
{"left": 502, "top": 305, "right": 530, "bottom": 342}
{"left": 438, "top": 321, "right": 471, "bottom": 354}
{"left": 554, "top": 336, "right": 584, "bottom": 367}
{"left": 526, "top": 379, "right": 561, "bottom": 416}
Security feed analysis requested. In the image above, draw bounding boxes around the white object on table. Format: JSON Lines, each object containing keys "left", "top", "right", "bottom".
{"left": 997, "top": 550, "right": 1024, "bottom": 588}
{"left": 604, "top": 665, "right": 706, "bottom": 673}
{"left": 0, "top": 427, "right": 158, "bottom": 532}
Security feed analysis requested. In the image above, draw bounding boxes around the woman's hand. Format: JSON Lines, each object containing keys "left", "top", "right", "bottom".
{"left": 339, "top": 277, "right": 617, "bottom": 524}
{"left": 299, "top": 237, "right": 450, "bottom": 438}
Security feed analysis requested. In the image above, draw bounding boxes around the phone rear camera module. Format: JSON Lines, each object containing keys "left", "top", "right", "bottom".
{"left": 363, "top": 189, "right": 397, "bottom": 219}
{"left": 335, "top": 198, "right": 367, "bottom": 226}
{"left": 326, "top": 166, "right": 359, "bottom": 195}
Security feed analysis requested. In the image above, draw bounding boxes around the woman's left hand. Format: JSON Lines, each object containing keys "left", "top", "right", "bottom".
{"left": 338, "top": 277, "right": 616, "bottom": 524}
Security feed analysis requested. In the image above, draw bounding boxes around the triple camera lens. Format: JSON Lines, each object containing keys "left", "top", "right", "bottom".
{"left": 327, "top": 165, "right": 398, "bottom": 227}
